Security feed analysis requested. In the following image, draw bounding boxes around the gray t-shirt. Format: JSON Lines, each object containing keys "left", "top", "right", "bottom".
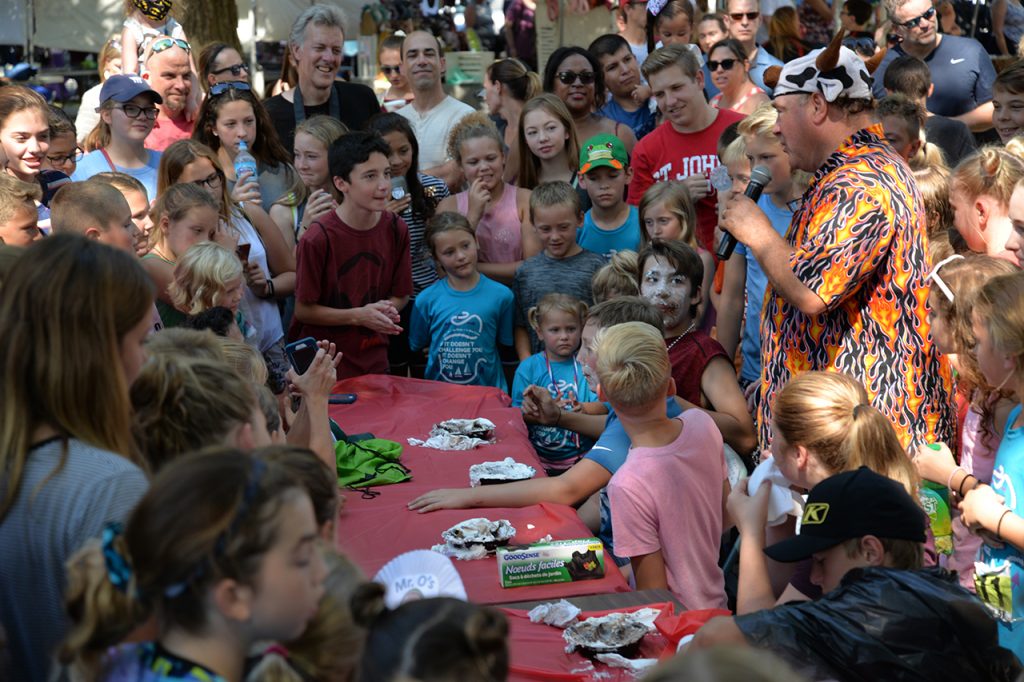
{"left": 0, "top": 438, "right": 148, "bottom": 681}
{"left": 512, "top": 248, "right": 606, "bottom": 353}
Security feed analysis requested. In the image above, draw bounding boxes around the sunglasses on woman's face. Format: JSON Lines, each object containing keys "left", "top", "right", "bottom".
{"left": 557, "top": 70, "right": 596, "bottom": 85}
{"left": 708, "top": 58, "right": 739, "bottom": 71}
{"left": 212, "top": 62, "right": 249, "bottom": 77}
{"left": 381, "top": 65, "right": 401, "bottom": 75}
{"left": 209, "top": 81, "right": 252, "bottom": 96}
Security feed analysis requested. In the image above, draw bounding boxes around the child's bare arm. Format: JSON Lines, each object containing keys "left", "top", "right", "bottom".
{"left": 515, "top": 326, "right": 533, "bottom": 361}
{"left": 121, "top": 28, "right": 138, "bottom": 75}
{"left": 699, "top": 357, "right": 758, "bottom": 456}
{"left": 630, "top": 550, "right": 669, "bottom": 591}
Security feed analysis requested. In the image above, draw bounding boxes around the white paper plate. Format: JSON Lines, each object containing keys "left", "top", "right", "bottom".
{"left": 373, "top": 549, "right": 468, "bottom": 609}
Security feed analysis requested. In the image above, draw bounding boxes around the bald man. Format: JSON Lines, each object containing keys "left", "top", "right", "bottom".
{"left": 143, "top": 38, "right": 194, "bottom": 151}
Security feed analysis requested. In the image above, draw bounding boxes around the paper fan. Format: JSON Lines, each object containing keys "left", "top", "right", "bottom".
{"left": 373, "top": 549, "right": 468, "bottom": 609}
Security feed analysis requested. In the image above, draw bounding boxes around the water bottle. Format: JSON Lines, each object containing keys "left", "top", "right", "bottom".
{"left": 234, "top": 140, "right": 258, "bottom": 182}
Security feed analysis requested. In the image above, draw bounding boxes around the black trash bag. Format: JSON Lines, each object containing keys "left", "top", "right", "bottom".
{"left": 734, "top": 566, "right": 1022, "bottom": 681}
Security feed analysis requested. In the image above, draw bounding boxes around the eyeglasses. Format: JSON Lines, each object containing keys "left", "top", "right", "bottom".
{"left": 729, "top": 11, "right": 759, "bottom": 21}
{"left": 45, "top": 148, "right": 84, "bottom": 165}
{"left": 556, "top": 70, "right": 596, "bottom": 85}
{"left": 211, "top": 62, "right": 250, "bottom": 77}
{"left": 193, "top": 170, "right": 223, "bottom": 190}
{"left": 115, "top": 103, "right": 160, "bottom": 120}
{"left": 381, "top": 65, "right": 401, "bottom": 75}
{"left": 926, "top": 254, "right": 965, "bottom": 302}
{"left": 151, "top": 37, "right": 191, "bottom": 54}
{"left": 896, "top": 5, "right": 936, "bottom": 29}
{"left": 209, "top": 81, "right": 252, "bottom": 96}
{"left": 708, "top": 58, "right": 740, "bottom": 71}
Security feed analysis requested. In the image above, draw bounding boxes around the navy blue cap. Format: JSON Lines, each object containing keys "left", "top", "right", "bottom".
{"left": 99, "top": 74, "right": 163, "bottom": 105}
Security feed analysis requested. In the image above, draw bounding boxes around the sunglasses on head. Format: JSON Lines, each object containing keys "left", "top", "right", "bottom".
{"left": 151, "top": 37, "right": 191, "bottom": 54}
{"left": 381, "top": 65, "right": 401, "bottom": 75}
{"left": 708, "top": 58, "right": 740, "bottom": 71}
{"left": 896, "top": 5, "right": 935, "bottom": 28}
{"left": 729, "top": 11, "right": 759, "bottom": 20}
{"left": 557, "top": 70, "right": 596, "bottom": 85}
{"left": 212, "top": 62, "right": 249, "bottom": 77}
{"left": 209, "top": 81, "right": 252, "bottom": 96}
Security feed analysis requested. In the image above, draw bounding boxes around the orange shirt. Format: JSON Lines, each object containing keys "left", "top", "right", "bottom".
{"left": 758, "top": 125, "right": 955, "bottom": 452}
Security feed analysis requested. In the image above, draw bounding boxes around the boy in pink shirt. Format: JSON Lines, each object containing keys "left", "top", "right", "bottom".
{"left": 599, "top": 321, "right": 729, "bottom": 609}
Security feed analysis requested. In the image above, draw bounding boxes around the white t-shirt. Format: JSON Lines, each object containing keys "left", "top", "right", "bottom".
{"left": 397, "top": 95, "right": 475, "bottom": 171}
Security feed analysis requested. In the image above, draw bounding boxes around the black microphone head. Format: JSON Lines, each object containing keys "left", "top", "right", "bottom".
{"left": 749, "top": 165, "right": 772, "bottom": 187}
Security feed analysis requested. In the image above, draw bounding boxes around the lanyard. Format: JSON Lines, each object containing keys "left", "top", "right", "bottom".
{"left": 99, "top": 148, "right": 118, "bottom": 173}
{"left": 544, "top": 353, "right": 581, "bottom": 448}
{"left": 293, "top": 83, "right": 340, "bottom": 124}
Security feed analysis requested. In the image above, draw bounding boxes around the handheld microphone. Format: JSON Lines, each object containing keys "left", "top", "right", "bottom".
{"left": 716, "top": 165, "right": 772, "bottom": 261}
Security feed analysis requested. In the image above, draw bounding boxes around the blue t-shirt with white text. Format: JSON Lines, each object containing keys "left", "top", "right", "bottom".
{"left": 409, "top": 275, "right": 514, "bottom": 391}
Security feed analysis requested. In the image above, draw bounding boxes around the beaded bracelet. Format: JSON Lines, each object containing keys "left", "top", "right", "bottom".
{"left": 997, "top": 509, "right": 1013, "bottom": 541}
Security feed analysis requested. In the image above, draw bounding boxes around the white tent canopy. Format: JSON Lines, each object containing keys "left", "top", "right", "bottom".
{"left": 0, "top": 0, "right": 365, "bottom": 57}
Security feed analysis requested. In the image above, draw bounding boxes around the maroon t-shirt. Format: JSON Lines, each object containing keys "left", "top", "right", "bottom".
{"left": 668, "top": 330, "right": 728, "bottom": 406}
{"left": 290, "top": 210, "right": 412, "bottom": 379}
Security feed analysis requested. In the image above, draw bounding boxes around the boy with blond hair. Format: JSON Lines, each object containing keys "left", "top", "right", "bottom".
{"left": 599, "top": 321, "right": 729, "bottom": 608}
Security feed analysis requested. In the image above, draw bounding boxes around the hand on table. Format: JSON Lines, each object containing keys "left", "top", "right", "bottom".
{"left": 727, "top": 478, "right": 771, "bottom": 536}
{"left": 408, "top": 487, "right": 473, "bottom": 513}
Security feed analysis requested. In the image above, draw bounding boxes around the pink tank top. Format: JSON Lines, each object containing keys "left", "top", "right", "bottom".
{"left": 456, "top": 183, "right": 523, "bottom": 264}
{"left": 947, "top": 402, "right": 1002, "bottom": 592}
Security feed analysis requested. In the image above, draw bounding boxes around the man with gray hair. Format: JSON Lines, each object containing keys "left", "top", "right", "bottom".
{"left": 265, "top": 3, "right": 379, "bottom": 151}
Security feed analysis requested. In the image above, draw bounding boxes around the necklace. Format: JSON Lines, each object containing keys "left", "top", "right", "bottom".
{"left": 665, "top": 321, "right": 697, "bottom": 352}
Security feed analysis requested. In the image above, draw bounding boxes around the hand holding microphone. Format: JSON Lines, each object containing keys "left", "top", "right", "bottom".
{"left": 717, "top": 165, "right": 772, "bottom": 261}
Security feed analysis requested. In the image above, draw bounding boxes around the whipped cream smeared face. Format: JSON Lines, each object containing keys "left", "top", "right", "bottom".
{"left": 640, "top": 256, "right": 693, "bottom": 335}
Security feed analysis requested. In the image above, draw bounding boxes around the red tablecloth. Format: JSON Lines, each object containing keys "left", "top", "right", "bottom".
{"left": 502, "top": 602, "right": 677, "bottom": 681}
{"left": 331, "top": 375, "right": 630, "bottom": 605}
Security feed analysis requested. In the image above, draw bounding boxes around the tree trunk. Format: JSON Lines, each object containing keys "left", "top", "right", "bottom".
{"left": 177, "top": 0, "right": 242, "bottom": 52}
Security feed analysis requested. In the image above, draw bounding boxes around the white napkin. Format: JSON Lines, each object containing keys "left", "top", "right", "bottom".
{"left": 747, "top": 458, "right": 803, "bottom": 527}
